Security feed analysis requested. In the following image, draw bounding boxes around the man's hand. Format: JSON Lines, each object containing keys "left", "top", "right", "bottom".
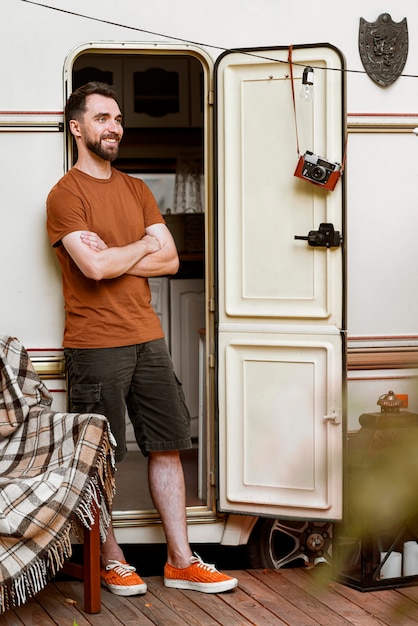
{"left": 125, "top": 224, "right": 179, "bottom": 277}
{"left": 80, "top": 231, "right": 108, "bottom": 251}
{"left": 141, "top": 234, "right": 162, "bottom": 254}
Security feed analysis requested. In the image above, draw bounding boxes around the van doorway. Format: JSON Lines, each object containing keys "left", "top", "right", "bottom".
{"left": 70, "top": 48, "right": 209, "bottom": 520}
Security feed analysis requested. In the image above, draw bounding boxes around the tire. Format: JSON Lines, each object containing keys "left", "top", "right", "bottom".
{"left": 247, "top": 517, "right": 333, "bottom": 569}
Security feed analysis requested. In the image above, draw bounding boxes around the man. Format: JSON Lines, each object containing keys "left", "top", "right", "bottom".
{"left": 46, "top": 81, "right": 238, "bottom": 596}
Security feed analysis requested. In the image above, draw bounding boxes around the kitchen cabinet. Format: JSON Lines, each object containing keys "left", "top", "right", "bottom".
{"left": 123, "top": 57, "right": 190, "bottom": 128}
{"left": 170, "top": 278, "right": 205, "bottom": 438}
{"left": 73, "top": 54, "right": 203, "bottom": 129}
{"left": 73, "top": 56, "right": 124, "bottom": 100}
{"left": 149, "top": 277, "right": 170, "bottom": 341}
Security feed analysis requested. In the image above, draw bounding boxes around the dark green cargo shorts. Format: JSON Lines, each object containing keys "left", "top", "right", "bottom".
{"left": 65, "top": 338, "right": 192, "bottom": 462}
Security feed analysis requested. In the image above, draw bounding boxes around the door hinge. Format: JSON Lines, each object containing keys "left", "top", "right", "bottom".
{"left": 208, "top": 90, "right": 214, "bottom": 106}
{"left": 209, "top": 471, "right": 216, "bottom": 486}
{"left": 209, "top": 298, "right": 215, "bottom": 312}
{"left": 208, "top": 353, "right": 216, "bottom": 368}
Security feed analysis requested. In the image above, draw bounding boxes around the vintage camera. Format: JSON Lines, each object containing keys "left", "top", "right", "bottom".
{"left": 294, "top": 151, "right": 341, "bottom": 191}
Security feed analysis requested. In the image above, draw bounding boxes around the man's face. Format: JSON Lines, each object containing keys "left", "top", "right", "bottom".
{"left": 79, "top": 93, "right": 124, "bottom": 162}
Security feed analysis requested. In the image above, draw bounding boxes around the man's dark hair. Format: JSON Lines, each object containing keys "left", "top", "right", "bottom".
{"left": 65, "top": 81, "right": 119, "bottom": 125}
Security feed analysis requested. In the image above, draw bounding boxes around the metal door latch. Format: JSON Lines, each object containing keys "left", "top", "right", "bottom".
{"left": 295, "top": 223, "right": 342, "bottom": 248}
{"left": 323, "top": 410, "right": 340, "bottom": 425}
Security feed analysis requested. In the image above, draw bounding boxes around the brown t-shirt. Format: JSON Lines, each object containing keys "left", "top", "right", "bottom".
{"left": 46, "top": 167, "right": 165, "bottom": 349}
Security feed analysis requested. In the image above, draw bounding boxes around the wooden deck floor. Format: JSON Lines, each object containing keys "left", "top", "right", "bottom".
{"left": 4, "top": 568, "right": 418, "bottom": 626}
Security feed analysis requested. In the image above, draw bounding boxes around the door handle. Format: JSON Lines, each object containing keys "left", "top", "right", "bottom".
{"left": 295, "top": 223, "right": 342, "bottom": 248}
{"left": 323, "top": 410, "right": 340, "bottom": 425}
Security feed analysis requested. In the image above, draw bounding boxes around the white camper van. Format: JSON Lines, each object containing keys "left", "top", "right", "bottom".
{"left": 2, "top": 0, "right": 417, "bottom": 569}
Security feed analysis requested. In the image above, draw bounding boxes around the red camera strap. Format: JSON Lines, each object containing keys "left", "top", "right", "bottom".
{"left": 288, "top": 45, "right": 348, "bottom": 175}
{"left": 288, "top": 45, "right": 301, "bottom": 158}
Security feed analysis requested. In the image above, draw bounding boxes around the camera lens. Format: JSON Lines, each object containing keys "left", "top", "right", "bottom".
{"left": 311, "top": 165, "right": 326, "bottom": 181}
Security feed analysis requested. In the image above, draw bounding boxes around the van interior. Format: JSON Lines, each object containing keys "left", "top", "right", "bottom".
{"left": 72, "top": 51, "right": 207, "bottom": 516}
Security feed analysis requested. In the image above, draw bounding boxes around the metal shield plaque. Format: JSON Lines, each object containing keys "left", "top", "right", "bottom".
{"left": 359, "top": 13, "right": 408, "bottom": 87}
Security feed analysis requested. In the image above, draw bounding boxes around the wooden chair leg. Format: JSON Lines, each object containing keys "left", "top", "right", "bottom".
{"left": 61, "top": 507, "right": 101, "bottom": 613}
{"left": 82, "top": 512, "right": 101, "bottom": 613}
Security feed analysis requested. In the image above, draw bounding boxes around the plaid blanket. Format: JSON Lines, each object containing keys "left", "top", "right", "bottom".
{"left": 0, "top": 335, "right": 116, "bottom": 613}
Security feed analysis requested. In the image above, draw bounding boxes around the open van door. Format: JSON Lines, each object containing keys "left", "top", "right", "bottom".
{"left": 215, "top": 44, "right": 345, "bottom": 521}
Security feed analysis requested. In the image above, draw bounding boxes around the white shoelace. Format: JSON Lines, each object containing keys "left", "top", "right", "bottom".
{"left": 190, "top": 553, "right": 217, "bottom": 571}
{"left": 105, "top": 560, "right": 137, "bottom": 577}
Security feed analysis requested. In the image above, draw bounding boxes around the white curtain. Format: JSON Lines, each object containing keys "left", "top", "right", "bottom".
{"left": 173, "top": 157, "right": 203, "bottom": 213}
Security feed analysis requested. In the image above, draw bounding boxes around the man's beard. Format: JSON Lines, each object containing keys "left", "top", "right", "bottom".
{"left": 84, "top": 133, "right": 120, "bottom": 162}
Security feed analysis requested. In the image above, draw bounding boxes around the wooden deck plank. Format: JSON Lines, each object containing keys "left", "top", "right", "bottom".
{"left": 56, "top": 580, "right": 127, "bottom": 625}
{"left": 143, "top": 576, "right": 224, "bottom": 625}
{"left": 26, "top": 583, "right": 91, "bottom": 625}
{"left": 249, "top": 568, "right": 354, "bottom": 625}
{"left": 13, "top": 600, "right": 58, "bottom": 626}
{"left": 369, "top": 589, "right": 418, "bottom": 625}
{"left": 129, "top": 582, "right": 210, "bottom": 626}
{"left": 3, "top": 568, "right": 418, "bottom": 625}
{"left": 176, "top": 581, "right": 258, "bottom": 626}
{"left": 219, "top": 579, "right": 292, "bottom": 625}
{"left": 228, "top": 569, "right": 319, "bottom": 625}
{"left": 398, "top": 586, "right": 418, "bottom": 604}
{"left": 333, "top": 579, "right": 418, "bottom": 626}
{"left": 282, "top": 568, "right": 388, "bottom": 626}
{"left": 134, "top": 575, "right": 256, "bottom": 626}
{"left": 99, "top": 587, "right": 157, "bottom": 625}
{"left": 0, "top": 608, "right": 25, "bottom": 625}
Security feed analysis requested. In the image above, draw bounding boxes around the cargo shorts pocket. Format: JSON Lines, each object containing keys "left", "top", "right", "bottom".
{"left": 68, "top": 383, "right": 102, "bottom": 413}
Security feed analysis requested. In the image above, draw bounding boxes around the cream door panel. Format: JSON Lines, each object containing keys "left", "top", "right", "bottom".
{"left": 216, "top": 44, "right": 345, "bottom": 520}
{"left": 218, "top": 331, "right": 343, "bottom": 519}
{"left": 217, "top": 46, "right": 343, "bottom": 324}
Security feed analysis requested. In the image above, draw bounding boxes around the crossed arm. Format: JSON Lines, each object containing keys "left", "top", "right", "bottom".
{"left": 62, "top": 223, "right": 179, "bottom": 280}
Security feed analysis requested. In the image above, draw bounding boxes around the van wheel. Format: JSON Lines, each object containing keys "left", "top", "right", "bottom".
{"left": 247, "top": 518, "right": 333, "bottom": 569}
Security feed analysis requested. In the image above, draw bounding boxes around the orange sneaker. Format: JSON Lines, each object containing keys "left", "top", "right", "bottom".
{"left": 164, "top": 553, "right": 238, "bottom": 593}
{"left": 101, "top": 560, "right": 147, "bottom": 596}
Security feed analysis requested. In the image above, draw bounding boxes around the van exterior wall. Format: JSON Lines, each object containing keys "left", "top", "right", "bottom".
{"left": 1, "top": 0, "right": 417, "bottom": 539}
{"left": 1, "top": 1, "right": 416, "bottom": 413}
{"left": 0, "top": 131, "right": 64, "bottom": 348}
{"left": 1, "top": 1, "right": 415, "bottom": 114}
